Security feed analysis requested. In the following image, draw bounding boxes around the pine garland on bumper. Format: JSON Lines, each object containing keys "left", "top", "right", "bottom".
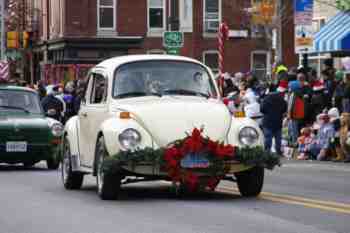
{"left": 102, "top": 128, "right": 280, "bottom": 191}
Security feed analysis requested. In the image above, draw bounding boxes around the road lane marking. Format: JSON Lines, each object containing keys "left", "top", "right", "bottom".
{"left": 218, "top": 186, "right": 350, "bottom": 215}
{"left": 222, "top": 186, "right": 350, "bottom": 210}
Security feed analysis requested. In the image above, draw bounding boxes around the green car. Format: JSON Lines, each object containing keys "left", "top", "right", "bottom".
{"left": 0, "top": 85, "right": 63, "bottom": 169}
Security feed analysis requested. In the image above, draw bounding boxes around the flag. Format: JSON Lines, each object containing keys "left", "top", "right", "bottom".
{"left": 0, "top": 61, "right": 9, "bottom": 81}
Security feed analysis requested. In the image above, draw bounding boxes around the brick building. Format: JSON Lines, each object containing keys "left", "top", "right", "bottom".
{"left": 29, "top": 0, "right": 296, "bottom": 83}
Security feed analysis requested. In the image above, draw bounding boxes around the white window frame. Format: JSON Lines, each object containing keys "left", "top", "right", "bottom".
{"left": 203, "top": 0, "right": 222, "bottom": 37}
{"left": 250, "top": 50, "right": 271, "bottom": 79}
{"left": 147, "top": 49, "right": 166, "bottom": 54}
{"left": 97, "top": 0, "right": 117, "bottom": 32}
{"left": 147, "top": 0, "right": 166, "bottom": 37}
{"left": 202, "top": 50, "right": 219, "bottom": 73}
{"left": 179, "top": 0, "right": 193, "bottom": 32}
{"left": 59, "top": 0, "right": 64, "bottom": 37}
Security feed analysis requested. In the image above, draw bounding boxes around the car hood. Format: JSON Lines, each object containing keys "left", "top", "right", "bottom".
{"left": 112, "top": 96, "right": 232, "bottom": 147}
{"left": 0, "top": 113, "right": 49, "bottom": 132}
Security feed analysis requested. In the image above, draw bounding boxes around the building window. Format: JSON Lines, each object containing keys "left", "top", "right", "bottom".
{"left": 251, "top": 51, "right": 270, "bottom": 81}
{"left": 312, "top": 18, "right": 326, "bottom": 33}
{"left": 98, "top": 0, "right": 116, "bottom": 30}
{"left": 203, "top": 51, "right": 219, "bottom": 73}
{"left": 203, "top": 0, "right": 221, "bottom": 33}
{"left": 180, "top": 0, "right": 193, "bottom": 32}
{"left": 148, "top": 0, "right": 166, "bottom": 33}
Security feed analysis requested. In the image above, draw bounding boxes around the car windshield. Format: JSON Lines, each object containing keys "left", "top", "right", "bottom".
{"left": 0, "top": 90, "right": 42, "bottom": 114}
{"left": 113, "top": 61, "right": 218, "bottom": 99}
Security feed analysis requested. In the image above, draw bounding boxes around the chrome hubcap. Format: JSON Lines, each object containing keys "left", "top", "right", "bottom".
{"left": 97, "top": 143, "right": 105, "bottom": 193}
{"left": 62, "top": 143, "right": 70, "bottom": 184}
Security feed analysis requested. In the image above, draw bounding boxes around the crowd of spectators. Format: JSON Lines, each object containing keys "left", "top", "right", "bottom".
{"left": 222, "top": 58, "right": 350, "bottom": 163}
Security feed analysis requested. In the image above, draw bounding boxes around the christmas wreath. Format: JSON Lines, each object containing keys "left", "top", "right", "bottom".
{"left": 102, "top": 128, "right": 280, "bottom": 192}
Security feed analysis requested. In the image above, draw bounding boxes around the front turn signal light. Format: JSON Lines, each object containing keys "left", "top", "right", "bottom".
{"left": 120, "top": 111, "right": 131, "bottom": 119}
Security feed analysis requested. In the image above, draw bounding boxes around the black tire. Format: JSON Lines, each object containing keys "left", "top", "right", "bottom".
{"left": 47, "top": 157, "right": 60, "bottom": 170}
{"left": 61, "top": 138, "right": 84, "bottom": 190}
{"left": 96, "top": 136, "right": 121, "bottom": 200}
{"left": 235, "top": 166, "right": 264, "bottom": 197}
{"left": 23, "top": 162, "right": 36, "bottom": 168}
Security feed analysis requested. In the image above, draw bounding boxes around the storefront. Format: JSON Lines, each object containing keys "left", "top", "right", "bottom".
{"left": 311, "top": 10, "right": 350, "bottom": 72}
{"left": 32, "top": 36, "right": 143, "bottom": 84}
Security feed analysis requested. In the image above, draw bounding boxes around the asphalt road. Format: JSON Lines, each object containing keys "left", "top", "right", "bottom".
{"left": 0, "top": 159, "right": 349, "bottom": 233}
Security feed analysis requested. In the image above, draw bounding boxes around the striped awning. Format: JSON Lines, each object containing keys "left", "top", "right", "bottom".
{"left": 314, "top": 10, "right": 350, "bottom": 53}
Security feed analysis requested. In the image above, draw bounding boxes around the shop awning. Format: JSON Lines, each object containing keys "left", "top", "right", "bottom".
{"left": 314, "top": 10, "right": 350, "bottom": 53}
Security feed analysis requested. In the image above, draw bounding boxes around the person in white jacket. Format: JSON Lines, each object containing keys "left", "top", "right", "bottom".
{"left": 243, "top": 91, "right": 263, "bottom": 126}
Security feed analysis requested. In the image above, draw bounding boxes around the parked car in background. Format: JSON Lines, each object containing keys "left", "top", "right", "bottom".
{"left": 0, "top": 85, "right": 63, "bottom": 169}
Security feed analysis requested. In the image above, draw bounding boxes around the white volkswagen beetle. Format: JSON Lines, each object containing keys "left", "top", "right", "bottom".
{"left": 61, "top": 55, "right": 265, "bottom": 200}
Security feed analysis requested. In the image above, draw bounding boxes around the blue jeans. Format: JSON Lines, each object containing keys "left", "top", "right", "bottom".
{"left": 288, "top": 120, "right": 299, "bottom": 145}
{"left": 263, "top": 128, "right": 282, "bottom": 155}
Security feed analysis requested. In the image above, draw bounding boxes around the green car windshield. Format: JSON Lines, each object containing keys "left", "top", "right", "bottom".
{"left": 0, "top": 90, "right": 42, "bottom": 114}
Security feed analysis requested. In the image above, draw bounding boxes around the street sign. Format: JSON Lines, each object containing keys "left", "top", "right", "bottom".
{"left": 163, "top": 31, "right": 184, "bottom": 48}
{"left": 228, "top": 30, "right": 248, "bottom": 38}
{"left": 294, "top": 0, "right": 314, "bottom": 25}
{"left": 295, "top": 25, "right": 313, "bottom": 53}
{"left": 166, "top": 47, "right": 181, "bottom": 55}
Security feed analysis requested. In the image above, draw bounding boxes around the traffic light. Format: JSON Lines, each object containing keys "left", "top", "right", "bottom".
{"left": 22, "top": 31, "right": 30, "bottom": 48}
{"left": 6, "top": 31, "right": 20, "bottom": 49}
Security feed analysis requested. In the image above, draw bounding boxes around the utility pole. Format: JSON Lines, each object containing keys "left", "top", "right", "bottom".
{"left": 275, "top": 0, "right": 283, "bottom": 63}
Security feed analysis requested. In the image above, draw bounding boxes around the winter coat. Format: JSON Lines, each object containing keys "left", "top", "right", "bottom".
{"left": 261, "top": 92, "right": 287, "bottom": 131}
{"left": 41, "top": 94, "right": 64, "bottom": 121}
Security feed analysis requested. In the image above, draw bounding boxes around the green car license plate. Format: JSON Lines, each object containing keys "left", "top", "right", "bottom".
{"left": 6, "top": 141, "right": 27, "bottom": 152}
{"left": 181, "top": 153, "right": 209, "bottom": 168}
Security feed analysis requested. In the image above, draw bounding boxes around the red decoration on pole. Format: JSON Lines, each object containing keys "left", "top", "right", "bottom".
{"left": 218, "top": 22, "right": 229, "bottom": 95}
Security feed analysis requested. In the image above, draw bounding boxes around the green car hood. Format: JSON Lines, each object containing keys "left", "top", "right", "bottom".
{"left": 0, "top": 112, "right": 51, "bottom": 143}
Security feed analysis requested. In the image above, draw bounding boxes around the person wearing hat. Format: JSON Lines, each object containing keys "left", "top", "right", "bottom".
{"left": 327, "top": 108, "right": 344, "bottom": 161}
{"left": 310, "top": 71, "right": 327, "bottom": 120}
{"left": 41, "top": 85, "right": 64, "bottom": 122}
{"left": 342, "top": 73, "right": 350, "bottom": 113}
{"left": 223, "top": 72, "right": 239, "bottom": 97}
{"left": 308, "top": 113, "right": 335, "bottom": 161}
{"left": 322, "top": 59, "right": 336, "bottom": 109}
{"left": 261, "top": 85, "right": 288, "bottom": 155}
{"left": 340, "top": 113, "right": 350, "bottom": 163}
{"left": 287, "top": 79, "right": 304, "bottom": 146}
{"left": 333, "top": 70, "right": 346, "bottom": 113}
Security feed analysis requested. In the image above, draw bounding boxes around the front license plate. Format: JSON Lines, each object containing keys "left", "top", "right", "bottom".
{"left": 181, "top": 153, "right": 209, "bottom": 168}
{"left": 6, "top": 141, "right": 27, "bottom": 152}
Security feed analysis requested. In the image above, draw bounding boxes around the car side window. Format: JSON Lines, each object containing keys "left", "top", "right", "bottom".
{"left": 90, "top": 73, "right": 107, "bottom": 104}
{"left": 83, "top": 74, "right": 94, "bottom": 105}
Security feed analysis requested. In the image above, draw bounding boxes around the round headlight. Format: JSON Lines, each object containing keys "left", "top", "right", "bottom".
{"left": 118, "top": 128, "right": 142, "bottom": 150}
{"left": 51, "top": 123, "right": 64, "bottom": 137}
{"left": 239, "top": 127, "right": 259, "bottom": 146}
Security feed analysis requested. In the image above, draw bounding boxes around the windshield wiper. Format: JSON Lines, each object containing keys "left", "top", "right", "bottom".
{"left": 115, "top": 91, "right": 162, "bottom": 99}
{"left": 163, "top": 89, "right": 210, "bottom": 99}
{"left": 0, "top": 105, "right": 30, "bottom": 113}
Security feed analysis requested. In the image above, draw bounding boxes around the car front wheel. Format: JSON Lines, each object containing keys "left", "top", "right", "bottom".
{"left": 23, "top": 161, "right": 36, "bottom": 168}
{"left": 235, "top": 166, "right": 264, "bottom": 197}
{"left": 61, "top": 138, "right": 84, "bottom": 189}
{"left": 47, "top": 157, "right": 60, "bottom": 170}
{"left": 96, "top": 136, "right": 121, "bottom": 200}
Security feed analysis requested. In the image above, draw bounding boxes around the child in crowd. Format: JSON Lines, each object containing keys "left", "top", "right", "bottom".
{"left": 328, "top": 108, "right": 343, "bottom": 161}
{"left": 308, "top": 113, "right": 335, "bottom": 160}
{"left": 297, "top": 127, "right": 313, "bottom": 160}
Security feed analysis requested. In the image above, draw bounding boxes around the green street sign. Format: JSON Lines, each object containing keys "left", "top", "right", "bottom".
{"left": 166, "top": 47, "right": 181, "bottom": 55}
{"left": 163, "top": 31, "right": 184, "bottom": 48}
